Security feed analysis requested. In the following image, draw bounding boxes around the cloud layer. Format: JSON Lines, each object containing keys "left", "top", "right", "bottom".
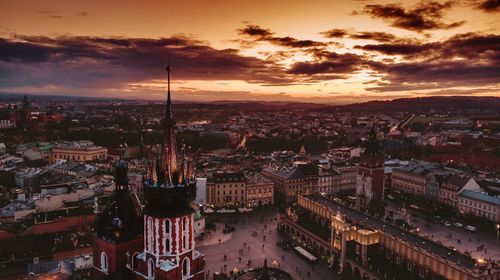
{"left": 0, "top": 0, "right": 499, "bottom": 102}
{"left": 361, "top": 1, "right": 464, "bottom": 32}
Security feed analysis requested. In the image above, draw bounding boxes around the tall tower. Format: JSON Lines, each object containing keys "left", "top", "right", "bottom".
{"left": 92, "top": 159, "right": 143, "bottom": 279}
{"left": 161, "top": 60, "right": 178, "bottom": 180}
{"left": 356, "top": 126, "right": 385, "bottom": 210}
{"left": 131, "top": 62, "right": 205, "bottom": 280}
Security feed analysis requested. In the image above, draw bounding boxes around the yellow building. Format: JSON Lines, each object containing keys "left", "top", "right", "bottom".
{"left": 278, "top": 195, "right": 499, "bottom": 280}
{"left": 51, "top": 141, "right": 107, "bottom": 163}
{"left": 206, "top": 172, "right": 246, "bottom": 207}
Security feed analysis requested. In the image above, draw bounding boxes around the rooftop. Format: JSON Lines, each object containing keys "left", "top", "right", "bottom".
{"left": 459, "top": 190, "right": 500, "bottom": 205}
{"left": 306, "top": 195, "right": 477, "bottom": 270}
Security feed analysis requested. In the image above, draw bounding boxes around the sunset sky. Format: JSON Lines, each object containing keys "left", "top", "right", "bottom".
{"left": 0, "top": 0, "right": 499, "bottom": 103}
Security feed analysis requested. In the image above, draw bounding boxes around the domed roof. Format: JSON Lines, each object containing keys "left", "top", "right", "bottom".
{"left": 93, "top": 160, "right": 142, "bottom": 243}
{"left": 93, "top": 192, "right": 143, "bottom": 243}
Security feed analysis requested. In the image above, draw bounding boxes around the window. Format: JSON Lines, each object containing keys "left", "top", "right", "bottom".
{"left": 182, "top": 217, "right": 188, "bottom": 250}
{"left": 164, "top": 219, "right": 170, "bottom": 253}
{"left": 182, "top": 257, "right": 190, "bottom": 278}
{"left": 148, "top": 217, "right": 153, "bottom": 253}
{"left": 100, "top": 252, "right": 108, "bottom": 272}
{"left": 131, "top": 252, "right": 139, "bottom": 270}
{"left": 148, "top": 258, "right": 155, "bottom": 279}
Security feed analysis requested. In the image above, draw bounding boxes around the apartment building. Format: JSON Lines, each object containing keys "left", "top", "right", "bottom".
{"left": 458, "top": 190, "right": 500, "bottom": 222}
{"left": 262, "top": 163, "right": 318, "bottom": 203}
{"left": 206, "top": 172, "right": 246, "bottom": 207}
{"left": 245, "top": 174, "right": 274, "bottom": 207}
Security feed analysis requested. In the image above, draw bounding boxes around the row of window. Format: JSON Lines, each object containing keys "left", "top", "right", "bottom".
{"left": 460, "top": 199, "right": 496, "bottom": 212}
{"left": 209, "top": 196, "right": 245, "bottom": 203}
{"left": 146, "top": 216, "right": 190, "bottom": 255}
{"left": 53, "top": 153, "right": 106, "bottom": 160}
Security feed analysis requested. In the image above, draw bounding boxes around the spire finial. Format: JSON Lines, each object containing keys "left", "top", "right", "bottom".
{"left": 166, "top": 55, "right": 172, "bottom": 102}
{"left": 165, "top": 55, "right": 173, "bottom": 121}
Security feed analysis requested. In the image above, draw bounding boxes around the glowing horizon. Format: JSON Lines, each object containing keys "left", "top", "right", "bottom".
{"left": 0, "top": 0, "right": 499, "bottom": 103}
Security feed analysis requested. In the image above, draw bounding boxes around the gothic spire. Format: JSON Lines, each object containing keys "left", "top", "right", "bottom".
{"left": 165, "top": 56, "right": 173, "bottom": 123}
{"left": 160, "top": 57, "right": 178, "bottom": 181}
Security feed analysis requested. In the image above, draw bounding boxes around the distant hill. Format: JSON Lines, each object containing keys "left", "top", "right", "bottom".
{"left": 0, "top": 93, "right": 497, "bottom": 112}
{"left": 321, "top": 96, "right": 500, "bottom": 113}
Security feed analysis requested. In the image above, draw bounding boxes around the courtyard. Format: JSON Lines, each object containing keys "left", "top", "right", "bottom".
{"left": 197, "top": 207, "right": 341, "bottom": 280}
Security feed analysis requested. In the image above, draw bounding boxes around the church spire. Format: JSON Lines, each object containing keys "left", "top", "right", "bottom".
{"left": 160, "top": 56, "right": 178, "bottom": 181}
{"left": 166, "top": 56, "right": 173, "bottom": 122}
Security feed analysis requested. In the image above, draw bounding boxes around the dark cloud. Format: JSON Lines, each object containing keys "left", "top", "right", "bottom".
{"left": 239, "top": 25, "right": 273, "bottom": 37}
{"left": 321, "top": 29, "right": 397, "bottom": 42}
{"left": 321, "top": 29, "right": 349, "bottom": 38}
{"left": 294, "top": 31, "right": 500, "bottom": 90}
{"left": 359, "top": 32, "right": 500, "bottom": 91}
{"left": 366, "top": 61, "right": 500, "bottom": 91}
{"left": 238, "top": 25, "right": 327, "bottom": 48}
{"left": 476, "top": 0, "right": 500, "bottom": 12}
{"left": 361, "top": 1, "right": 464, "bottom": 32}
{"left": 0, "top": 34, "right": 292, "bottom": 88}
{"left": 356, "top": 33, "right": 500, "bottom": 60}
{"left": 288, "top": 52, "right": 366, "bottom": 81}
{"left": 355, "top": 42, "right": 435, "bottom": 55}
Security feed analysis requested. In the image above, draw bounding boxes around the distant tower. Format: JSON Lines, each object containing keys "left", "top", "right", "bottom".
{"left": 18, "top": 94, "right": 31, "bottom": 131}
{"left": 161, "top": 60, "right": 178, "bottom": 180}
{"left": 356, "top": 126, "right": 385, "bottom": 210}
{"left": 131, "top": 61, "right": 205, "bottom": 280}
{"left": 92, "top": 159, "right": 143, "bottom": 279}
{"left": 299, "top": 145, "right": 306, "bottom": 157}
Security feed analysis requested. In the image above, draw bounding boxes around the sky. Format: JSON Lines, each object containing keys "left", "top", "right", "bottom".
{"left": 0, "top": 0, "right": 499, "bottom": 104}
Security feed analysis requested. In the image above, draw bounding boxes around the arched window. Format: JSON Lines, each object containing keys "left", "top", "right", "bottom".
{"left": 131, "top": 252, "right": 139, "bottom": 271}
{"left": 148, "top": 217, "right": 153, "bottom": 253}
{"left": 182, "top": 217, "right": 188, "bottom": 250}
{"left": 182, "top": 257, "right": 190, "bottom": 278}
{"left": 100, "top": 252, "right": 108, "bottom": 272}
{"left": 148, "top": 258, "right": 155, "bottom": 279}
{"left": 164, "top": 219, "right": 170, "bottom": 253}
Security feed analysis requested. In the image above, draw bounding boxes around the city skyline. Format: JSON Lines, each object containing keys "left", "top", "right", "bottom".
{"left": 0, "top": 0, "right": 499, "bottom": 103}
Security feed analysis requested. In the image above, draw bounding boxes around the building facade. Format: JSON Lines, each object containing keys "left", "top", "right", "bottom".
{"left": 439, "top": 175, "right": 479, "bottom": 208}
{"left": 262, "top": 163, "right": 318, "bottom": 203}
{"left": 332, "top": 163, "right": 357, "bottom": 193}
{"left": 458, "top": 190, "right": 500, "bottom": 223}
{"left": 245, "top": 174, "right": 274, "bottom": 207}
{"left": 51, "top": 141, "right": 107, "bottom": 163}
{"left": 206, "top": 172, "right": 246, "bottom": 207}
{"left": 278, "top": 195, "right": 499, "bottom": 280}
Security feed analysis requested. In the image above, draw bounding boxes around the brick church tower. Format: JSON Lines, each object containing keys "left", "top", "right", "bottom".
{"left": 130, "top": 61, "right": 205, "bottom": 280}
{"left": 92, "top": 159, "right": 144, "bottom": 279}
{"left": 356, "top": 126, "right": 385, "bottom": 210}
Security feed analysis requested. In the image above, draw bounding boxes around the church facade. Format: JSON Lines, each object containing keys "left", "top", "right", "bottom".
{"left": 92, "top": 62, "right": 205, "bottom": 280}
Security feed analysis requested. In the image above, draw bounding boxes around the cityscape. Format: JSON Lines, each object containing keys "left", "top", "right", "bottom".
{"left": 0, "top": 1, "right": 499, "bottom": 280}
